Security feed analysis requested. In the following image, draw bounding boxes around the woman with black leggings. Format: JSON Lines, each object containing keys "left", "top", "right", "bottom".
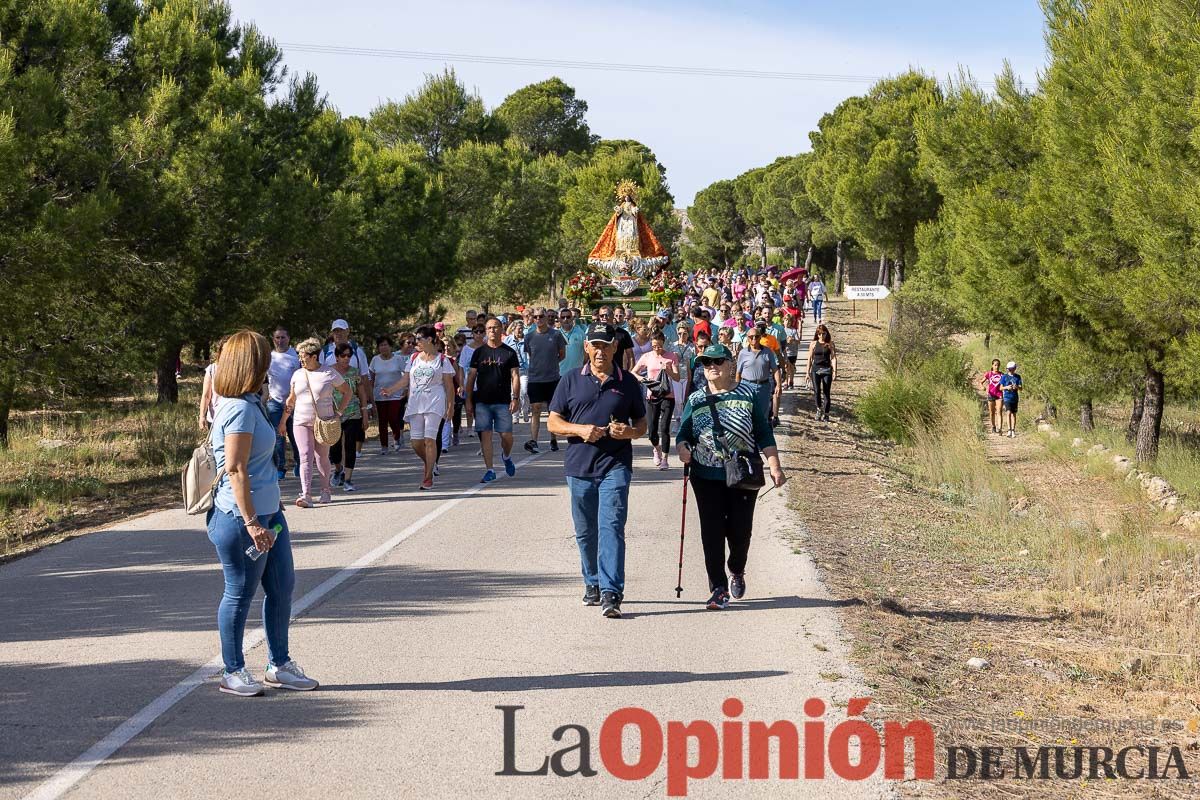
{"left": 633, "top": 330, "right": 681, "bottom": 470}
{"left": 675, "top": 343, "right": 787, "bottom": 610}
{"left": 806, "top": 324, "right": 837, "bottom": 421}
{"left": 329, "top": 342, "right": 371, "bottom": 492}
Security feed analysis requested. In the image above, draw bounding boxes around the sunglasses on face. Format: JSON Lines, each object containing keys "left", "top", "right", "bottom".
{"left": 699, "top": 358, "right": 728, "bottom": 367}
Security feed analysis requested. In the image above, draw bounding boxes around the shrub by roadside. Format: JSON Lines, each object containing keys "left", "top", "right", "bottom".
{"left": 0, "top": 392, "right": 199, "bottom": 557}
{"left": 789, "top": 309, "right": 1200, "bottom": 796}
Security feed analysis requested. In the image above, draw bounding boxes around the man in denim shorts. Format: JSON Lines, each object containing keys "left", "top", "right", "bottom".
{"left": 465, "top": 317, "right": 522, "bottom": 483}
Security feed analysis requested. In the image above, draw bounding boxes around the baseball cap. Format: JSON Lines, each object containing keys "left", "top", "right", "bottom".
{"left": 1007, "top": 361, "right": 1017, "bottom": 370}
{"left": 330, "top": 318, "right": 349, "bottom": 331}
{"left": 433, "top": 322, "right": 445, "bottom": 331}
{"left": 586, "top": 323, "right": 617, "bottom": 344}
{"left": 697, "top": 344, "right": 733, "bottom": 362}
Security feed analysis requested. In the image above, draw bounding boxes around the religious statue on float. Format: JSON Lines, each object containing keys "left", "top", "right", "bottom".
{"left": 587, "top": 179, "right": 669, "bottom": 295}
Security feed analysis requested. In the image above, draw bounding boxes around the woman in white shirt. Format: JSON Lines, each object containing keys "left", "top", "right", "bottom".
{"left": 369, "top": 335, "right": 406, "bottom": 454}
{"left": 198, "top": 335, "right": 230, "bottom": 431}
{"left": 380, "top": 325, "right": 455, "bottom": 491}
{"left": 808, "top": 276, "right": 827, "bottom": 323}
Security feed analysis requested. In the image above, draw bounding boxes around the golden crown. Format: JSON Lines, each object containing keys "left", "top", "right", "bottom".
{"left": 615, "top": 179, "right": 640, "bottom": 201}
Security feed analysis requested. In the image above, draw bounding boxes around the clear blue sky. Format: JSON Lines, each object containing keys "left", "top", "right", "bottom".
{"left": 231, "top": 0, "right": 1048, "bottom": 206}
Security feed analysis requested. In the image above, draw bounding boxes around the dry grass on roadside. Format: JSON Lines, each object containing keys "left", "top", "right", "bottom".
{"left": 0, "top": 389, "right": 199, "bottom": 557}
{"left": 891, "top": 364, "right": 1200, "bottom": 691}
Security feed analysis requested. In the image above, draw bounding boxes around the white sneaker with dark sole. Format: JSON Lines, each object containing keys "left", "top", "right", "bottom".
{"left": 219, "top": 668, "right": 264, "bottom": 697}
{"left": 265, "top": 660, "right": 319, "bottom": 691}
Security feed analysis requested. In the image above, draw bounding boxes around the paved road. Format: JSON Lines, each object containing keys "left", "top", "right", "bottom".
{"left": 1, "top": 391, "right": 891, "bottom": 799}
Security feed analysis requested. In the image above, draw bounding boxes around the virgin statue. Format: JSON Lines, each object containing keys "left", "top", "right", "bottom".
{"left": 587, "top": 180, "right": 669, "bottom": 284}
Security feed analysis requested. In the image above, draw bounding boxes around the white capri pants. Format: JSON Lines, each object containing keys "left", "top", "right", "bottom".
{"left": 406, "top": 411, "right": 443, "bottom": 440}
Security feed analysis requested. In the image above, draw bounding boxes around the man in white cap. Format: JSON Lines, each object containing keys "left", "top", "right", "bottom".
{"left": 999, "top": 361, "right": 1023, "bottom": 437}
{"left": 322, "top": 319, "right": 370, "bottom": 378}
{"left": 322, "top": 321, "right": 373, "bottom": 456}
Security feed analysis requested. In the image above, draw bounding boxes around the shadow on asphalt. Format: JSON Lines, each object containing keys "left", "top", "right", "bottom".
{"left": 1, "top": 561, "right": 574, "bottom": 644}
{"left": 621, "top": 596, "right": 864, "bottom": 618}
{"left": 317, "top": 669, "right": 789, "bottom": 692}
{"left": 0, "top": 657, "right": 371, "bottom": 790}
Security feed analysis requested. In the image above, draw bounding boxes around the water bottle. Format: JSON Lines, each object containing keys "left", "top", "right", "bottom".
{"left": 245, "top": 523, "right": 284, "bottom": 561}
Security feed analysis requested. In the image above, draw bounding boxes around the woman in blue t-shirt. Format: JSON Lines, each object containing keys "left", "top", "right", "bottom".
{"left": 208, "top": 331, "right": 318, "bottom": 697}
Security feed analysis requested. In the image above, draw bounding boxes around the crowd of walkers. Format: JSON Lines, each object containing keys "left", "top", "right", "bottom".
{"left": 201, "top": 266, "right": 836, "bottom": 694}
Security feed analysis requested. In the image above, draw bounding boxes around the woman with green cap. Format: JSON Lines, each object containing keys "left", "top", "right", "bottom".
{"left": 676, "top": 344, "right": 787, "bottom": 609}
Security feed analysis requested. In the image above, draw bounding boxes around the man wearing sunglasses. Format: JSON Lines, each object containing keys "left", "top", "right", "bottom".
{"left": 558, "top": 308, "right": 587, "bottom": 376}
{"left": 596, "top": 305, "right": 635, "bottom": 371}
{"left": 548, "top": 323, "right": 647, "bottom": 619}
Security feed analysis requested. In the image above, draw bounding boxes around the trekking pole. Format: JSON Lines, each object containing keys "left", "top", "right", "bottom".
{"left": 675, "top": 462, "right": 690, "bottom": 598}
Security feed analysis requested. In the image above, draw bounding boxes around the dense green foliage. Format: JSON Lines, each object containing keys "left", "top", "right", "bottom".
{"left": 689, "top": 0, "right": 1200, "bottom": 463}
{"left": 0, "top": 1, "right": 675, "bottom": 445}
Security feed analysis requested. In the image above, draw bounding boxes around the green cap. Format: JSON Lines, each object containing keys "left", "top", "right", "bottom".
{"left": 698, "top": 344, "right": 733, "bottom": 361}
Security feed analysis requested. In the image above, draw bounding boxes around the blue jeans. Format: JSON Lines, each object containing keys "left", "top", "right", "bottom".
{"left": 812, "top": 298, "right": 824, "bottom": 319}
{"left": 567, "top": 465, "right": 631, "bottom": 596}
{"left": 206, "top": 507, "right": 294, "bottom": 672}
{"left": 266, "top": 399, "right": 299, "bottom": 472}
{"left": 474, "top": 402, "right": 514, "bottom": 434}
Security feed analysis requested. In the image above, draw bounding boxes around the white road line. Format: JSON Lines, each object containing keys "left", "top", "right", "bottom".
{"left": 22, "top": 453, "right": 542, "bottom": 800}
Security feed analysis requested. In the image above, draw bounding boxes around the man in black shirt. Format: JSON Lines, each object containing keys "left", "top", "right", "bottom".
{"left": 597, "top": 305, "right": 635, "bottom": 371}
{"left": 466, "top": 318, "right": 521, "bottom": 483}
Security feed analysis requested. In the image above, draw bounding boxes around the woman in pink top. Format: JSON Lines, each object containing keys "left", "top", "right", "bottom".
{"left": 732, "top": 274, "right": 747, "bottom": 302}
{"left": 278, "top": 337, "right": 348, "bottom": 507}
{"left": 981, "top": 358, "right": 1004, "bottom": 435}
{"left": 633, "top": 330, "right": 681, "bottom": 470}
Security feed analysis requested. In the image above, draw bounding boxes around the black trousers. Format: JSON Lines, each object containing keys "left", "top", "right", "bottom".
{"left": 330, "top": 417, "right": 363, "bottom": 470}
{"left": 689, "top": 475, "right": 759, "bottom": 591}
{"left": 452, "top": 395, "right": 464, "bottom": 437}
{"left": 812, "top": 371, "right": 832, "bottom": 414}
{"left": 647, "top": 395, "right": 675, "bottom": 449}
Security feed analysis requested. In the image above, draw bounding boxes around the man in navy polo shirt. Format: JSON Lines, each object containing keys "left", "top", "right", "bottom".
{"left": 548, "top": 323, "right": 648, "bottom": 619}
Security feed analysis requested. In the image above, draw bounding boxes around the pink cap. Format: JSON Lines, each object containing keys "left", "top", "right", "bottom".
{"left": 434, "top": 322, "right": 445, "bottom": 331}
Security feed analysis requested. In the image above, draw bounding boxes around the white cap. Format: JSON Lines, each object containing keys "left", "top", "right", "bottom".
{"left": 331, "top": 319, "right": 349, "bottom": 331}
{"left": 1006, "top": 361, "right": 1017, "bottom": 370}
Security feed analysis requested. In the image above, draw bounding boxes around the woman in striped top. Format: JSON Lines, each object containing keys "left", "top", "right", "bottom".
{"left": 676, "top": 344, "right": 787, "bottom": 610}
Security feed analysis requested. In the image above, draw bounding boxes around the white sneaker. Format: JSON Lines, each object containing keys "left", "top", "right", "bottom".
{"left": 379, "top": 447, "right": 388, "bottom": 456}
{"left": 264, "top": 660, "right": 319, "bottom": 691}
{"left": 219, "top": 668, "right": 264, "bottom": 697}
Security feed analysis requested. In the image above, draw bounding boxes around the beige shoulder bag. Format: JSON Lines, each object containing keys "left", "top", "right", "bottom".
{"left": 305, "top": 370, "right": 342, "bottom": 446}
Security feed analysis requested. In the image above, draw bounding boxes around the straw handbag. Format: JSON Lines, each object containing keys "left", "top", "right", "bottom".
{"left": 304, "top": 371, "right": 342, "bottom": 446}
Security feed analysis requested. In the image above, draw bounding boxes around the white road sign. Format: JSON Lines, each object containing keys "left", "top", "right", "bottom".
{"left": 844, "top": 284, "right": 891, "bottom": 300}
